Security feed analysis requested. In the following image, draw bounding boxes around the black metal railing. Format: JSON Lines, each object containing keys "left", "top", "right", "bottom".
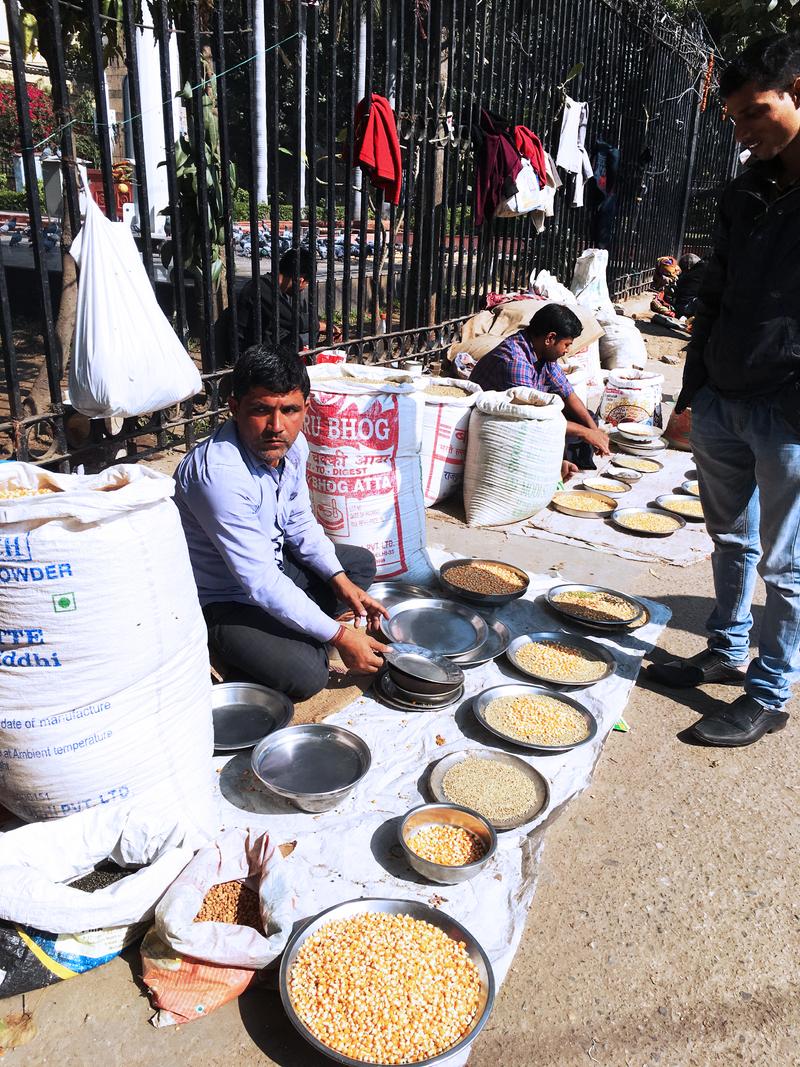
{"left": 1, "top": 0, "right": 738, "bottom": 470}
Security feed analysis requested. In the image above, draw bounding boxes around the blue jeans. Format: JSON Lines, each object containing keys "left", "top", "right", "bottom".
{"left": 690, "top": 386, "right": 800, "bottom": 708}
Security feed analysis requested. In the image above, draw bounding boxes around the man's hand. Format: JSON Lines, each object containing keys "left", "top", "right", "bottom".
{"left": 330, "top": 572, "right": 389, "bottom": 629}
{"left": 561, "top": 459, "right": 579, "bottom": 481}
{"left": 581, "top": 426, "right": 611, "bottom": 455}
{"left": 331, "top": 625, "right": 386, "bottom": 674}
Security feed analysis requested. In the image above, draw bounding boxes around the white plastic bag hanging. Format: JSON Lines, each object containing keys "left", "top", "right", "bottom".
{"left": 69, "top": 191, "right": 202, "bottom": 417}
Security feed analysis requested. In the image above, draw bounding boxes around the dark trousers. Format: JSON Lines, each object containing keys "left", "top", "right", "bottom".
{"left": 203, "top": 544, "right": 376, "bottom": 701}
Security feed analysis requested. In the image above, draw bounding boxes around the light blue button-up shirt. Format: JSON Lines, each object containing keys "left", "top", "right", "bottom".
{"left": 173, "top": 419, "right": 342, "bottom": 643}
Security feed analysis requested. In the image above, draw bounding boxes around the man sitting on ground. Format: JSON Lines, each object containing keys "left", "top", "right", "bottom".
{"left": 237, "top": 247, "right": 317, "bottom": 352}
{"left": 174, "top": 346, "right": 387, "bottom": 701}
{"left": 468, "top": 303, "right": 610, "bottom": 472}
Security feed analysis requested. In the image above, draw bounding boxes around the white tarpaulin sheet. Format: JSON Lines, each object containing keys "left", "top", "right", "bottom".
{"left": 214, "top": 550, "right": 669, "bottom": 1064}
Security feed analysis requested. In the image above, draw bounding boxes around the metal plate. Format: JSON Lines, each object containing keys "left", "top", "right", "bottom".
{"left": 368, "top": 581, "right": 434, "bottom": 608}
{"left": 580, "top": 476, "right": 631, "bottom": 495}
{"left": 251, "top": 725, "right": 370, "bottom": 812}
{"left": 384, "top": 643, "right": 465, "bottom": 686}
{"left": 546, "top": 583, "right": 645, "bottom": 628}
{"left": 450, "top": 618, "right": 511, "bottom": 667}
{"left": 381, "top": 597, "right": 488, "bottom": 657}
{"left": 550, "top": 490, "right": 617, "bottom": 518}
{"left": 472, "top": 683, "right": 598, "bottom": 753}
{"left": 613, "top": 438, "right": 667, "bottom": 457}
{"left": 429, "top": 748, "right": 550, "bottom": 831}
{"left": 607, "top": 465, "right": 643, "bottom": 482}
{"left": 505, "top": 631, "right": 616, "bottom": 687}
{"left": 655, "top": 493, "right": 705, "bottom": 522}
{"left": 374, "top": 670, "right": 464, "bottom": 711}
{"left": 611, "top": 506, "right": 686, "bottom": 537}
{"left": 610, "top": 429, "right": 667, "bottom": 450}
{"left": 617, "top": 421, "right": 664, "bottom": 442}
{"left": 682, "top": 479, "right": 701, "bottom": 497}
{"left": 438, "top": 558, "right": 530, "bottom": 606}
{"left": 212, "top": 683, "right": 294, "bottom": 751}
{"left": 609, "top": 455, "right": 664, "bottom": 474}
{"left": 279, "top": 897, "right": 495, "bottom": 1066}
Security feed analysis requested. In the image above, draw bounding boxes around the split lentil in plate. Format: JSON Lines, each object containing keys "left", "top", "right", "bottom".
{"left": 550, "top": 588, "right": 641, "bottom": 623}
{"left": 483, "top": 693, "right": 590, "bottom": 746}
{"left": 512, "top": 638, "right": 608, "bottom": 683}
{"left": 658, "top": 496, "right": 705, "bottom": 519}
{"left": 551, "top": 491, "right": 616, "bottom": 514}
{"left": 287, "top": 911, "right": 482, "bottom": 1064}
{"left": 609, "top": 456, "right": 663, "bottom": 474}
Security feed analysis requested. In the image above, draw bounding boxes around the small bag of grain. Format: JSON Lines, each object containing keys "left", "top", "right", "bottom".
{"left": 141, "top": 828, "right": 294, "bottom": 1026}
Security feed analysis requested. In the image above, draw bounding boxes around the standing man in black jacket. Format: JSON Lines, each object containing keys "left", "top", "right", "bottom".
{"left": 647, "top": 34, "right": 800, "bottom": 746}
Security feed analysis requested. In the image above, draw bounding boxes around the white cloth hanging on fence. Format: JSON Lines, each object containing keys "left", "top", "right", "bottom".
{"left": 555, "top": 96, "right": 594, "bottom": 207}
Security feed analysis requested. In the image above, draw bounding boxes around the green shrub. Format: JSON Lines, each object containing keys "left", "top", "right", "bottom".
{"left": 0, "top": 179, "right": 46, "bottom": 213}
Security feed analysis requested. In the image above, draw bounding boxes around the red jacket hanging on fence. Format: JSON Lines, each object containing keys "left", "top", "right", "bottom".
{"left": 354, "top": 94, "right": 402, "bottom": 205}
{"left": 472, "top": 109, "right": 522, "bottom": 225}
{"left": 514, "top": 125, "right": 547, "bottom": 188}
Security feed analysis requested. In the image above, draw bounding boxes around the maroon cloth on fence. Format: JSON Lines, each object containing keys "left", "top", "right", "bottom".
{"left": 514, "top": 125, "right": 547, "bottom": 187}
{"left": 474, "top": 109, "right": 522, "bottom": 225}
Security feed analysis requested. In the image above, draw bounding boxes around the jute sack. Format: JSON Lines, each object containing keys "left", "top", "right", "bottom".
{"left": 463, "top": 388, "right": 566, "bottom": 526}
{"left": 0, "top": 463, "right": 215, "bottom": 825}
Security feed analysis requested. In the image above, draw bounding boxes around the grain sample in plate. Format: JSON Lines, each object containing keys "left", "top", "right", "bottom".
{"left": 582, "top": 477, "right": 628, "bottom": 493}
{"left": 288, "top": 911, "right": 481, "bottom": 1064}
{"left": 407, "top": 824, "right": 486, "bottom": 866}
{"left": 552, "top": 589, "right": 639, "bottom": 623}
{"left": 442, "top": 757, "right": 539, "bottom": 823}
{"left": 684, "top": 479, "right": 700, "bottom": 496}
{"left": 661, "top": 497, "right": 704, "bottom": 519}
{"left": 551, "top": 491, "right": 612, "bottom": 513}
{"left": 424, "top": 384, "right": 471, "bottom": 398}
{"left": 611, "top": 456, "right": 661, "bottom": 473}
{"left": 515, "top": 639, "right": 607, "bottom": 683}
{"left": 615, "top": 511, "right": 681, "bottom": 534}
{"left": 445, "top": 561, "right": 526, "bottom": 596}
{"left": 484, "top": 693, "right": 589, "bottom": 746}
{"left": 194, "top": 880, "right": 263, "bottom": 931}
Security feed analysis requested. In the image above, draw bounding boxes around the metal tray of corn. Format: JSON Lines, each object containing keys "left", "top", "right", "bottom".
{"left": 546, "top": 583, "right": 645, "bottom": 629}
{"left": 472, "top": 683, "right": 598, "bottom": 753}
{"left": 611, "top": 506, "right": 686, "bottom": 537}
{"left": 655, "top": 494, "right": 705, "bottom": 522}
{"left": 429, "top": 749, "right": 550, "bottom": 831}
{"left": 550, "top": 489, "right": 617, "bottom": 518}
{"left": 279, "top": 897, "right": 495, "bottom": 1066}
{"left": 505, "top": 632, "right": 616, "bottom": 688}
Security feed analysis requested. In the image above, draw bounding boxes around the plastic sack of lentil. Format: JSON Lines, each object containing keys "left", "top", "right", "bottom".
{"left": 0, "top": 803, "right": 199, "bottom": 998}
{"left": 141, "top": 828, "right": 294, "bottom": 1026}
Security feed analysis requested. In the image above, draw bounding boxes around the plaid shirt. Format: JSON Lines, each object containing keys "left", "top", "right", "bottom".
{"left": 469, "top": 331, "right": 574, "bottom": 399}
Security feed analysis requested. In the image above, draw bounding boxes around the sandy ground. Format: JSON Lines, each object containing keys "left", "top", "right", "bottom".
{"left": 4, "top": 307, "right": 799, "bottom": 1067}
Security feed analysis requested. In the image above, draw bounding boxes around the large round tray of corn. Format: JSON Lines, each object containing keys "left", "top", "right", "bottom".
{"left": 550, "top": 489, "right": 617, "bottom": 518}
{"left": 505, "top": 631, "right": 616, "bottom": 688}
{"left": 429, "top": 749, "right": 550, "bottom": 830}
{"left": 280, "top": 897, "right": 495, "bottom": 1065}
{"left": 611, "top": 506, "right": 686, "bottom": 537}
{"left": 472, "top": 683, "right": 598, "bottom": 753}
{"left": 655, "top": 494, "right": 705, "bottom": 522}
{"left": 546, "top": 583, "right": 645, "bottom": 629}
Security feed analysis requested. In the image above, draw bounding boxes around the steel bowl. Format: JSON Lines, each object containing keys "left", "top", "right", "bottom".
{"left": 279, "top": 897, "right": 495, "bottom": 1066}
{"left": 472, "top": 683, "right": 598, "bottom": 753}
{"left": 251, "top": 724, "right": 371, "bottom": 813}
{"left": 611, "top": 506, "right": 686, "bottom": 538}
{"left": 438, "top": 557, "right": 530, "bottom": 606}
{"left": 399, "top": 803, "right": 497, "bottom": 885}
{"left": 375, "top": 671, "right": 465, "bottom": 712}
{"left": 505, "top": 631, "right": 616, "bottom": 688}
{"left": 384, "top": 643, "right": 465, "bottom": 696}
{"left": 211, "top": 682, "right": 294, "bottom": 751}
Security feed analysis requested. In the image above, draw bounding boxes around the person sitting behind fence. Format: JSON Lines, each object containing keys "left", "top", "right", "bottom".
{"left": 672, "top": 253, "right": 707, "bottom": 318}
{"left": 173, "top": 345, "right": 388, "bottom": 701}
{"left": 236, "top": 247, "right": 317, "bottom": 354}
{"left": 468, "top": 303, "right": 610, "bottom": 473}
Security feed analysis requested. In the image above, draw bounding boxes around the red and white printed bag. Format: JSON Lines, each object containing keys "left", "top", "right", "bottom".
{"left": 416, "top": 378, "right": 482, "bottom": 507}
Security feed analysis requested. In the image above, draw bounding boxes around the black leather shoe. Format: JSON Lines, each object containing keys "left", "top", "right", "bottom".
{"left": 690, "top": 694, "right": 789, "bottom": 747}
{"left": 645, "top": 649, "right": 747, "bottom": 688}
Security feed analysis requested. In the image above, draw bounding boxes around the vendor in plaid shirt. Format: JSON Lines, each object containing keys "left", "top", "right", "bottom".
{"left": 469, "top": 304, "right": 610, "bottom": 472}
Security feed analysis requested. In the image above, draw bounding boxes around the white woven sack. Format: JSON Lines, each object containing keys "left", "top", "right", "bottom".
{"left": 69, "top": 191, "right": 202, "bottom": 417}
{"left": 0, "top": 463, "right": 215, "bottom": 825}
{"left": 416, "top": 378, "right": 482, "bottom": 507}
{"left": 569, "top": 248, "right": 616, "bottom": 319}
{"left": 463, "top": 388, "right": 567, "bottom": 527}
{"left": 305, "top": 366, "right": 432, "bottom": 582}
{"left": 597, "top": 313, "right": 647, "bottom": 371}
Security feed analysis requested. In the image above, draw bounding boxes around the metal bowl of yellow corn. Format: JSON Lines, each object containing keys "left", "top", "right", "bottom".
{"left": 472, "top": 683, "right": 598, "bottom": 753}
{"left": 506, "top": 632, "right": 616, "bottom": 688}
{"left": 279, "top": 897, "right": 495, "bottom": 1066}
{"left": 398, "top": 802, "right": 497, "bottom": 885}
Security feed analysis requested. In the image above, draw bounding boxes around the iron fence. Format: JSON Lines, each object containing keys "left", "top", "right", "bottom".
{"left": 1, "top": 0, "right": 738, "bottom": 471}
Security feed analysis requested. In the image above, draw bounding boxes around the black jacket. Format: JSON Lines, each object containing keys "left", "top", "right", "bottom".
{"left": 680, "top": 159, "right": 800, "bottom": 407}
{"left": 236, "top": 277, "right": 314, "bottom": 353}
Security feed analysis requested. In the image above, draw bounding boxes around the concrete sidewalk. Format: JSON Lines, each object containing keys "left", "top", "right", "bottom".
{"left": 6, "top": 321, "right": 799, "bottom": 1067}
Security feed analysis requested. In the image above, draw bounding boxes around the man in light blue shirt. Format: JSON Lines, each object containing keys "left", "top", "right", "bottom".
{"left": 174, "top": 346, "right": 387, "bottom": 700}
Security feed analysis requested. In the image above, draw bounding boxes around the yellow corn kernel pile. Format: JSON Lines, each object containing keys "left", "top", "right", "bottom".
{"left": 662, "top": 498, "right": 704, "bottom": 519}
{"left": 685, "top": 480, "right": 700, "bottom": 496}
{"left": 515, "top": 640, "right": 606, "bottom": 683}
{"left": 616, "top": 512, "right": 680, "bottom": 534}
{"left": 552, "top": 590, "right": 638, "bottom": 622}
{"left": 446, "top": 561, "right": 526, "bottom": 595}
{"left": 442, "top": 757, "right": 539, "bottom": 822}
{"left": 552, "top": 492, "right": 612, "bottom": 513}
{"left": 583, "top": 478, "right": 627, "bottom": 493}
{"left": 485, "top": 694, "right": 589, "bottom": 746}
{"left": 613, "top": 457, "right": 661, "bottom": 473}
{"left": 0, "top": 487, "right": 57, "bottom": 500}
{"left": 289, "top": 912, "right": 481, "bottom": 1064}
{"left": 406, "top": 824, "right": 486, "bottom": 866}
